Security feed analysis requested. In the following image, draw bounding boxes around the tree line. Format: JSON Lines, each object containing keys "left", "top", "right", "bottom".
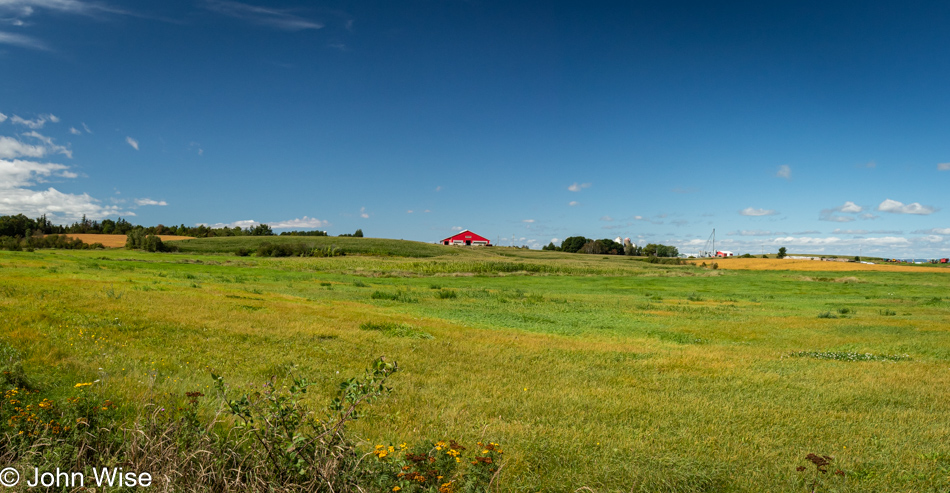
{"left": 542, "top": 236, "right": 679, "bottom": 257}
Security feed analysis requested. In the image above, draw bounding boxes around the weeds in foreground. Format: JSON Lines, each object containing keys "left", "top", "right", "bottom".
{"left": 0, "top": 349, "right": 502, "bottom": 492}
{"left": 796, "top": 453, "right": 844, "bottom": 492}
{"left": 785, "top": 351, "right": 911, "bottom": 362}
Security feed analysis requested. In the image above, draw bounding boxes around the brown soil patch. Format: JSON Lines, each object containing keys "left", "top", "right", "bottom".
{"left": 51, "top": 234, "right": 193, "bottom": 248}
{"left": 688, "top": 257, "right": 950, "bottom": 273}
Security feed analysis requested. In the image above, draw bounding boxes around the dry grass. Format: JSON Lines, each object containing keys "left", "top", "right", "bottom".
{"left": 53, "top": 234, "right": 193, "bottom": 248}
{"left": 688, "top": 257, "right": 950, "bottom": 273}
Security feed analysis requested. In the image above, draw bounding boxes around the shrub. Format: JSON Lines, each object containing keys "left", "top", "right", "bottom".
{"left": 371, "top": 291, "right": 418, "bottom": 303}
{"left": 359, "top": 322, "right": 433, "bottom": 339}
{"left": 435, "top": 289, "right": 458, "bottom": 299}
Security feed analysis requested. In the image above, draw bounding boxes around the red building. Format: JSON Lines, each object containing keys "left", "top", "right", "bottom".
{"left": 441, "top": 230, "right": 490, "bottom": 246}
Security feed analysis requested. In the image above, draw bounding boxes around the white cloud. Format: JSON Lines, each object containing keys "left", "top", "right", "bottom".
{"left": 859, "top": 213, "right": 878, "bottom": 220}
{"left": 359, "top": 206, "right": 369, "bottom": 219}
{"left": 69, "top": 127, "right": 81, "bottom": 135}
{"left": 568, "top": 201, "right": 579, "bottom": 206}
{"left": 877, "top": 198, "right": 936, "bottom": 215}
{"left": 435, "top": 185, "right": 442, "bottom": 192}
{"left": 600, "top": 215, "right": 613, "bottom": 222}
{"left": 47, "top": 114, "right": 59, "bottom": 123}
{"left": 832, "top": 229, "right": 868, "bottom": 235}
{"left": 938, "top": 163, "right": 950, "bottom": 171}
{"left": 912, "top": 228, "right": 950, "bottom": 235}
{"left": 839, "top": 201, "right": 863, "bottom": 213}
{"left": 451, "top": 226, "right": 463, "bottom": 231}
{"left": 0, "top": 136, "right": 46, "bottom": 159}
{"left": 0, "top": 186, "right": 130, "bottom": 221}
{"left": 82, "top": 122, "right": 92, "bottom": 134}
{"left": 423, "top": 209, "right": 431, "bottom": 213}
{"left": 776, "top": 165, "right": 791, "bottom": 179}
{"left": 201, "top": 219, "right": 260, "bottom": 229}
{"left": 202, "top": 0, "right": 324, "bottom": 31}
{"left": 134, "top": 198, "right": 167, "bottom": 206}
{"left": 522, "top": 219, "right": 535, "bottom": 223}
{"left": 268, "top": 216, "right": 329, "bottom": 229}
{"left": 567, "top": 182, "right": 591, "bottom": 192}
{"left": 125, "top": 136, "right": 139, "bottom": 150}
{"left": 0, "top": 159, "right": 71, "bottom": 188}
{"left": 0, "top": 112, "right": 6, "bottom": 123}
{"left": 550, "top": 238, "right": 561, "bottom": 245}
{"left": 406, "top": 210, "right": 413, "bottom": 214}
{"left": 820, "top": 201, "right": 865, "bottom": 222}
{"left": 740, "top": 207, "right": 777, "bottom": 216}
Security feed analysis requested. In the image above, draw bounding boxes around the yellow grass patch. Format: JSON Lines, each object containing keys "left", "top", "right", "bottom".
{"left": 689, "top": 257, "right": 950, "bottom": 273}
{"left": 52, "top": 234, "right": 193, "bottom": 248}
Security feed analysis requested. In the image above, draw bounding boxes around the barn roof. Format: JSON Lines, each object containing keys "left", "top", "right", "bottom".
{"left": 441, "top": 229, "right": 490, "bottom": 242}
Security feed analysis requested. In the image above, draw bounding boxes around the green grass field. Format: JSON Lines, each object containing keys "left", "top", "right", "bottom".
{"left": 2, "top": 240, "right": 949, "bottom": 492}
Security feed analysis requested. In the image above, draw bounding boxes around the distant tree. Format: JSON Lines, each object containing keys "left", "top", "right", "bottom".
{"left": 542, "top": 242, "right": 558, "bottom": 251}
{"left": 777, "top": 247, "right": 787, "bottom": 259}
{"left": 354, "top": 229, "right": 364, "bottom": 237}
{"left": 249, "top": 224, "right": 274, "bottom": 236}
{"left": 579, "top": 240, "right": 604, "bottom": 254}
{"left": 560, "top": 236, "right": 589, "bottom": 253}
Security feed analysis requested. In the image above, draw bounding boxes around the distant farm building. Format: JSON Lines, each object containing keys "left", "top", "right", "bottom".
{"left": 715, "top": 250, "right": 734, "bottom": 257}
{"left": 441, "top": 230, "right": 490, "bottom": 246}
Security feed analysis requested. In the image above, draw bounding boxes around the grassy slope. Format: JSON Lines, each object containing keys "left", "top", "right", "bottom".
{"left": 169, "top": 235, "right": 454, "bottom": 257}
{"left": 1, "top": 247, "right": 949, "bottom": 492}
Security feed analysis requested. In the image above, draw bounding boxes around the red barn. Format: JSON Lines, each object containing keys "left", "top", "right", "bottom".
{"left": 441, "top": 230, "right": 490, "bottom": 246}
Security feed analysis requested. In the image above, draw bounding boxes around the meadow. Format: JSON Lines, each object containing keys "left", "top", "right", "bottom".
{"left": 1, "top": 239, "right": 949, "bottom": 492}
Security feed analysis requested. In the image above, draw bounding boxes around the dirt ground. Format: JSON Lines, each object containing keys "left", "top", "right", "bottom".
{"left": 55, "top": 234, "right": 192, "bottom": 248}
{"left": 687, "top": 257, "right": 949, "bottom": 273}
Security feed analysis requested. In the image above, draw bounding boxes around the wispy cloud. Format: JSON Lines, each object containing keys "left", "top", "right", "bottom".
{"left": 877, "top": 198, "right": 936, "bottom": 215}
{"left": 912, "top": 228, "right": 950, "bottom": 235}
{"left": 125, "top": 136, "right": 139, "bottom": 150}
{"left": 10, "top": 114, "right": 57, "bottom": 129}
{"left": 599, "top": 215, "right": 613, "bottom": 222}
{"left": 202, "top": 218, "right": 332, "bottom": 230}
{"left": 0, "top": 31, "right": 48, "bottom": 50}
{"left": 0, "top": 113, "right": 6, "bottom": 123}
{"left": 728, "top": 230, "right": 786, "bottom": 236}
{"left": 568, "top": 201, "right": 579, "bottom": 206}
{"left": 134, "top": 198, "right": 167, "bottom": 206}
{"left": 81, "top": 122, "right": 92, "bottom": 134}
{"left": 938, "top": 163, "right": 950, "bottom": 171}
{"left": 69, "top": 127, "right": 81, "bottom": 135}
{"left": 203, "top": 0, "right": 323, "bottom": 31}
{"left": 22, "top": 131, "right": 71, "bottom": 158}
{"left": 451, "top": 226, "right": 463, "bottom": 231}
{"left": 522, "top": 219, "right": 535, "bottom": 223}
{"left": 567, "top": 182, "right": 591, "bottom": 192}
{"left": 776, "top": 165, "right": 791, "bottom": 179}
{"left": 359, "top": 206, "right": 369, "bottom": 218}
{"left": 739, "top": 207, "right": 777, "bottom": 216}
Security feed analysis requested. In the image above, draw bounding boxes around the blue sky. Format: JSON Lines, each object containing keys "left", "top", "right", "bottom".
{"left": 2, "top": 1, "right": 950, "bottom": 257}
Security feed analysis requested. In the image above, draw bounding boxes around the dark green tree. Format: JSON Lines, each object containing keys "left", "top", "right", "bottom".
{"left": 777, "top": 247, "right": 787, "bottom": 259}
{"left": 560, "top": 236, "right": 589, "bottom": 253}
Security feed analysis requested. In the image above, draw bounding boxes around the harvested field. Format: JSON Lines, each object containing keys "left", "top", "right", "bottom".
{"left": 689, "top": 257, "right": 950, "bottom": 272}
{"left": 54, "top": 234, "right": 193, "bottom": 248}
